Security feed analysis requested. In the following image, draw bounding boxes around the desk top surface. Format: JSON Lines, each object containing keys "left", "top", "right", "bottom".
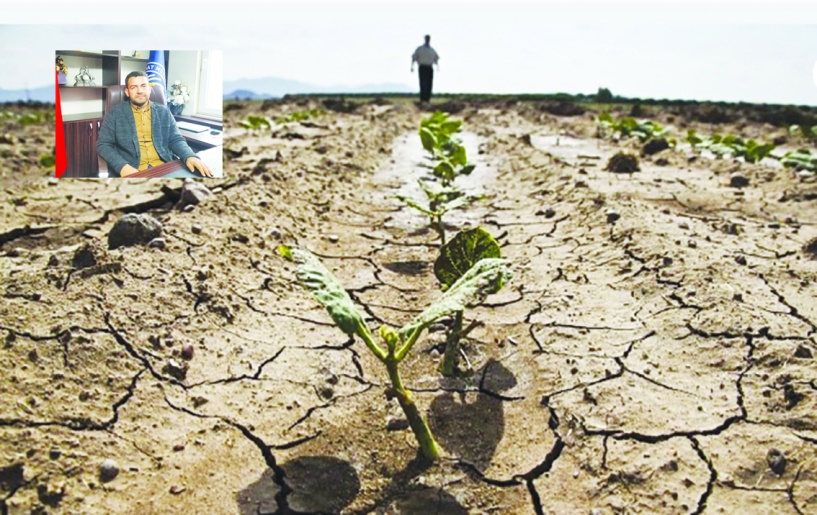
{"left": 127, "top": 147, "right": 223, "bottom": 178}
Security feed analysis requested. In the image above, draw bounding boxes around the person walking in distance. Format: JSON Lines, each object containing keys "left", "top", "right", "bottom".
{"left": 411, "top": 35, "right": 440, "bottom": 102}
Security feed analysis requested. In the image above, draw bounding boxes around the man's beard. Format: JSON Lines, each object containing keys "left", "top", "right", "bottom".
{"left": 129, "top": 95, "right": 149, "bottom": 107}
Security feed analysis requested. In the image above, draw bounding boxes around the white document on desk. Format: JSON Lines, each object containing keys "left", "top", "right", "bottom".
{"left": 177, "top": 121, "right": 210, "bottom": 133}
{"left": 198, "top": 147, "right": 224, "bottom": 178}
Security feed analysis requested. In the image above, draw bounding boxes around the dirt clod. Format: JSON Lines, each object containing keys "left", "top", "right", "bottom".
{"left": 176, "top": 179, "right": 213, "bottom": 210}
{"left": 37, "top": 482, "right": 66, "bottom": 507}
{"left": 606, "top": 211, "right": 620, "bottom": 224}
{"left": 794, "top": 345, "right": 813, "bottom": 359}
{"left": 643, "top": 138, "right": 670, "bottom": 156}
{"left": 163, "top": 359, "right": 188, "bottom": 381}
{"left": 783, "top": 384, "right": 804, "bottom": 409}
{"left": 108, "top": 214, "right": 163, "bottom": 250}
{"left": 803, "top": 237, "right": 817, "bottom": 257}
{"left": 606, "top": 152, "right": 639, "bottom": 174}
{"left": 386, "top": 417, "right": 409, "bottom": 431}
{"left": 71, "top": 244, "right": 97, "bottom": 269}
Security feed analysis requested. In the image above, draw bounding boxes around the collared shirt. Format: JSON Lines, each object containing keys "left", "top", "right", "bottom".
{"left": 130, "top": 101, "right": 165, "bottom": 170}
{"left": 412, "top": 45, "right": 439, "bottom": 66}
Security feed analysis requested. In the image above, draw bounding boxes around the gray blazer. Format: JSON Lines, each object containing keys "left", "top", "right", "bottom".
{"left": 96, "top": 100, "right": 198, "bottom": 177}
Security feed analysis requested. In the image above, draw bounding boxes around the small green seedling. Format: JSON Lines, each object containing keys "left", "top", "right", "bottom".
{"left": 781, "top": 148, "right": 817, "bottom": 172}
{"left": 419, "top": 112, "right": 476, "bottom": 187}
{"left": 396, "top": 180, "right": 480, "bottom": 245}
{"left": 38, "top": 154, "right": 55, "bottom": 168}
{"left": 789, "top": 124, "right": 817, "bottom": 142}
{"left": 434, "top": 227, "right": 504, "bottom": 377}
{"left": 275, "top": 108, "right": 324, "bottom": 125}
{"left": 239, "top": 115, "right": 272, "bottom": 134}
{"left": 688, "top": 131, "right": 776, "bottom": 163}
{"left": 277, "top": 244, "right": 512, "bottom": 461}
{"left": 597, "top": 113, "right": 665, "bottom": 142}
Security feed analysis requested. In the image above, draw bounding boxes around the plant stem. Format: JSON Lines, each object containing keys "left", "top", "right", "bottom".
{"left": 385, "top": 357, "right": 441, "bottom": 461}
{"left": 435, "top": 215, "right": 446, "bottom": 245}
{"left": 440, "top": 311, "right": 463, "bottom": 377}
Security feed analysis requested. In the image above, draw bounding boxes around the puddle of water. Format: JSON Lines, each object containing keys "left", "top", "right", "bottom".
{"left": 529, "top": 133, "right": 604, "bottom": 162}
{"left": 374, "top": 131, "right": 497, "bottom": 231}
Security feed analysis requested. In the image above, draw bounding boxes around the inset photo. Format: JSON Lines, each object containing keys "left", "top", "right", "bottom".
{"left": 55, "top": 50, "right": 223, "bottom": 178}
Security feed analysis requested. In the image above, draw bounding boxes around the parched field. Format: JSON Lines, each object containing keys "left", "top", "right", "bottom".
{"left": 1, "top": 97, "right": 816, "bottom": 514}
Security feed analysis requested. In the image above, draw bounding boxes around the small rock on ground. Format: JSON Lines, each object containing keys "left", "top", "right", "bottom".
{"left": 108, "top": 214, "right": 162, "bottom": 250}
{"left": 99, "top": 459, "right": 120, "bottom": 483}
{"left": 175, "top": 179, "right": 212, "bottom": 210}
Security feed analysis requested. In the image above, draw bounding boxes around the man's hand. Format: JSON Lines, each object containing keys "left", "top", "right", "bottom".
{"left": 186, "top": 156, "right": 213, "bottom": 178}
{"left": 120, "top": 164, "right": 139, "bottom": 177}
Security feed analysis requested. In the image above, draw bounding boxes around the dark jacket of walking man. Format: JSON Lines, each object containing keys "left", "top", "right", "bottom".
{"left": 411, "top": 35, "right": 440, "bottom": 102}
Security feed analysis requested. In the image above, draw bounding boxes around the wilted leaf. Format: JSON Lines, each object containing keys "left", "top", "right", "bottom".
{"left": 277, "top": 245, "right": 366, "bottom": 336}
{"left": 399, "top": 258, "right": 512, "bottom": 342}
{"left": 434, "top": 227, "right": 501, "bottom": 288}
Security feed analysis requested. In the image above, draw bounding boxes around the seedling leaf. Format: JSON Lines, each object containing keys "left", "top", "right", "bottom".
{"left": 434, "top": 227, "right": 502, "bottom": 288}
{"left": 276, "top": 245, "right": 367, "bottom": 337}
{"left": 419, "top": 127, "right": 437, "bottom": 153}
{"left": 397, "top": 258, "right": 512, "bottom": 355}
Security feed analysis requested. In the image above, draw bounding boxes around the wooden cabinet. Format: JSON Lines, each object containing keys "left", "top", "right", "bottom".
{"left": 62, "top": 118, "right": 102, "bottom": 178}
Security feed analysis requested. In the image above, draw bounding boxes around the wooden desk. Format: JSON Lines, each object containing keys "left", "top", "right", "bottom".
{"left": 127, "top": 147, "right": 223, "bottom": 178}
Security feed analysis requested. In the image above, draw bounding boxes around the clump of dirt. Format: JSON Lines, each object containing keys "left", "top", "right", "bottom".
{"left": 538, "top": 101, "right": 585, "bottom": 116}
{"left": 642, "top": 137, "right": 670, "bottom": 155}
{"left": 606, "top": 151, "right": 640, "bottom": 173}
{"left": 321, "top": 97, "right": 360, "bottom": 113}
{"left": 804, "top": 236, "right": 817, "bottom": 258}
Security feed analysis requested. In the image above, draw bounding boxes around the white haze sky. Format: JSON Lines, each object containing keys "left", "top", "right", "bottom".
{"left": 1, "top": 0, "right": 816, "bottom": 105}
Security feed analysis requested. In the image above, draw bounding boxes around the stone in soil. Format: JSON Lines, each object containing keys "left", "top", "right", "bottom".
{"left": 730, "top": 174, "right": 750, "bottom": 188}
{"left": 386, "top": 417, "right": 410, "bottom": 431}
{"left": 99, "top": 459, "right": 120, "bottom": 483}
{"left": 803, "top": 237, "right": 817, "bottom": 257}
{"left": 794, "top": 345, "right": 813, "bottom": 359}
{"left": 175, "top": 179, "right": 213, "bottom": 210}
{"left": 108, "top": 214, "right": 163, "bottom": 250}
{"left": 766, "top": 448, "right": 787, "bottom": 476}
{"left": 163, "top": 359, "right": 188, "bottom": 381}
{"left": 181, "top": 343, "right": 195, "bottom": 361}
{"left": 147, "top": 237, "right": 166, "bottom": 250}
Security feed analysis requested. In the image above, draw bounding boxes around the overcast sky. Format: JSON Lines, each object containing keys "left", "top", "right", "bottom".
{"left": 2, "top": 1, "right": 816, "bottom": 105}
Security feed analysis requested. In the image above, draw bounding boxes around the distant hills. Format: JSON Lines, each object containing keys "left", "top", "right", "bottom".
{"left": 0, "top": 86, "right": 54, "bottom": 103}
{"left": 0, "top": 76, "right": 414, "bottom": 103}
{"left": 223, "top": 76, "right": 413, "bottom": 100}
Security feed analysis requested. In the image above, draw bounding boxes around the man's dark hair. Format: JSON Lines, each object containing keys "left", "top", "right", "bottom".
{"left": 125, "top": 71, "right": 148, "bottom": 87}
{"left": 424, "top": 35, "right": 431, "bottom": 43}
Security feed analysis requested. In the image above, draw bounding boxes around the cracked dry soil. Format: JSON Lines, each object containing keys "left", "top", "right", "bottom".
{"left": 1, "top": 98, "right": 817, "bottom": 514}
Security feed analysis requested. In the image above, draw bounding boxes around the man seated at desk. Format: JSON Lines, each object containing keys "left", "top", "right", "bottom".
{"left": 97, "top": 71, "right": 213, "bottom": 178}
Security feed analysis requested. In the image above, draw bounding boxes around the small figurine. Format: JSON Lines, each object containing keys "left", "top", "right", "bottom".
{"left": 74, "top": 66, "right": 96, "bottom": 87}
{"left": 56, "top": 55, "right": 68, "bottom": 85}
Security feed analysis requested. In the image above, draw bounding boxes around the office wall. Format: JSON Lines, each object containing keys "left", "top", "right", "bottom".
{"left": 167, "top": 51, "right": 200, "bottom": 116}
